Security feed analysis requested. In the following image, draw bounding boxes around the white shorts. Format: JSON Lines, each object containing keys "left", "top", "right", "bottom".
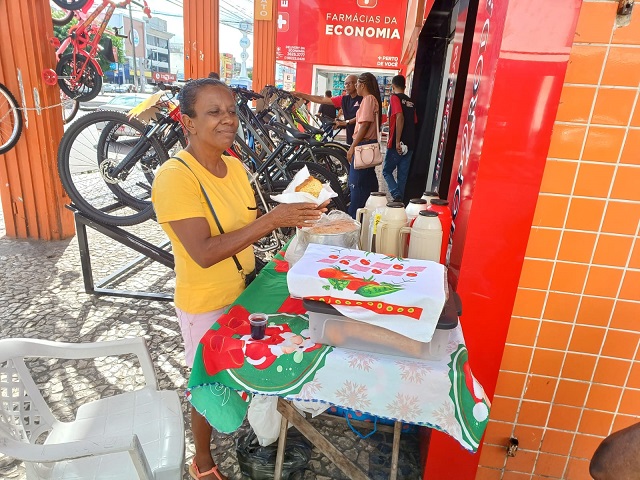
{"left": 175, "top": 306, "right": 227, "bottom": 368}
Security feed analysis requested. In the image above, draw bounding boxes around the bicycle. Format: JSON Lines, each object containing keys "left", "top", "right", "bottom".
{"left": 0, "top": 83, "right": 23, "bottom": 155}
{"left": 43, "top": 0, "right": 151, "bottom": 102}
{"left": 57, "top": 84, "right": 185, "bottom": 226}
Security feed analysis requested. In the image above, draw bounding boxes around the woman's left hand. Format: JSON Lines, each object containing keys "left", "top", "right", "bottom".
{"left": 347, "top": 147, "right": 354, "bottom": 163}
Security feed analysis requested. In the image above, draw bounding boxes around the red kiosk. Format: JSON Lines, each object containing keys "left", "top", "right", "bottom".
{"left": 277, "top": 0, "right": 583, "bottom": 478}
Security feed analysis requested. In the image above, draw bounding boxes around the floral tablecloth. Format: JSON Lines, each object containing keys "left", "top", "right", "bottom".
{"left": 187, "top": 248, "right": 491, "bottom": 452}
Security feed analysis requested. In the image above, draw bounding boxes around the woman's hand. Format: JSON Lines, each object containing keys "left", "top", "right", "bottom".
{"left": 267, "top": 203, "right": 323, "bottom": 228}
{"left": 347, "top": 147, "right": 354, "bottom": 163}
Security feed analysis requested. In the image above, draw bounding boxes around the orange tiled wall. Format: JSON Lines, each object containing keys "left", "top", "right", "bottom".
{"left": 476, "top": 2, "right": 640, "bottom": 479}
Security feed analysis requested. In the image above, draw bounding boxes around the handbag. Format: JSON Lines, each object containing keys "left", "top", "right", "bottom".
{"left": 353, "top": 109, "right": 382, "bottom": 170}
{"left": 171, "top": 157, "right": 259, "bottom": 287}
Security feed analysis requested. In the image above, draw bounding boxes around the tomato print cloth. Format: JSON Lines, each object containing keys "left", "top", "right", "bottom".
{"left": 287, "top": 244, "right": 447, "bottom": 342}
{"left": 187, "top": 246, "right": 491, "bottom": 452}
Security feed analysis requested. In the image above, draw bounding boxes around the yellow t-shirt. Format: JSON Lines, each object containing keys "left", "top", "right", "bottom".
{"left": 151, "top": 150, "right": 256, "bottom": 314}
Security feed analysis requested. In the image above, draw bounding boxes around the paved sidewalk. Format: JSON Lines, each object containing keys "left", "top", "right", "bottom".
{"left": 0, "top": 208, "right": 421, "bottom": 480}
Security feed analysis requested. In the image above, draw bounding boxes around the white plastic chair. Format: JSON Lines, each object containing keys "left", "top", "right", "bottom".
{"left": 0, "top": 337, "right": 185, "bottom": 479}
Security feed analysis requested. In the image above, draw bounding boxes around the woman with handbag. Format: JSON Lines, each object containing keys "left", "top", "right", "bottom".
{"left": 346, "top": 72, "right": 383, "bottom": 218}
{"left": 151, "top": 78, "right": 326, "bottom": 480}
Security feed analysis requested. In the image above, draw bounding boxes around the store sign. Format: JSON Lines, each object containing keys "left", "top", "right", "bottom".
{"left": 276, "top": 0, "right": 408, "bottom": 68}
{"left": 152, "top": 71, "right": 177, "bottom": 83}
{"left": 446, "top": 0, "right": 501, "bottom": 286}
{"left": 255, "top": 0, "right": 273, "bottom": 21}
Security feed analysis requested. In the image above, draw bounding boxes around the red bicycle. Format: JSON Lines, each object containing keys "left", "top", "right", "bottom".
{"left": 43, "top": 0, "right": 151, "bottom": 102}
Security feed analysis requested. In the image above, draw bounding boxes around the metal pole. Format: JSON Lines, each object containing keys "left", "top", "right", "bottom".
{"left": 129, "top": 4, "right": 138, "bottom": 90}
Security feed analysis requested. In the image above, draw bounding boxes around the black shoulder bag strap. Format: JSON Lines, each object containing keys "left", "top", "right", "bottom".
{"left": 170, "top": 156, "right": 248, "bottom": 282}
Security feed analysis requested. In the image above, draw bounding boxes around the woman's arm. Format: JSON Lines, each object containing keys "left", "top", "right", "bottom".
{"left": 169, "top": 203, "right": 324, "bottom": 269}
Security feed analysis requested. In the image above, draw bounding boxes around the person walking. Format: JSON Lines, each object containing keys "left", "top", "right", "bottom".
{"left": 151, "top": 78, "right": 325, "bottom": 480}
{"left": 383, "top": 75, "right": 417, "bottom": 203}
{"left": 293, "top": 74, "right": 362, "bottom": 145}
{"left": 346, "top": 72, "right": 381, "bottom": 218}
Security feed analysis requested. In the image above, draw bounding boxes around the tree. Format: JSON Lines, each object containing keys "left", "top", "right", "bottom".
{"left": 52, "top": 13, "right": 126, "bottom": 78}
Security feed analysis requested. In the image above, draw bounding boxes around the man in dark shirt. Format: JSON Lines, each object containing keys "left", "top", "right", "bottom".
{"left": 293, "top": 74, "right": 362, "bottom": 144}
{"left": 382, "top": 75, "right": 417, "bottom": 203}
{"left": 317, "top": 90, "right": 337, "bottom": 121}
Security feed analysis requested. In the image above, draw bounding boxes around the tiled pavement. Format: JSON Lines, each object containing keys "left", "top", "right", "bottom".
{"left": 0, "top": 197, "right": 422, "bottom": 480}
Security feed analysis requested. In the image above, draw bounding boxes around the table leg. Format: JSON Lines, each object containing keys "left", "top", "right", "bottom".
{"left": 389, "top": 421, "right": 402, "bottom": 480}
{"left": 276, "top": 398, "right": 370, "bottom": 480}
{"left": 274, "top": 412, "right": 289, "bottom": 480}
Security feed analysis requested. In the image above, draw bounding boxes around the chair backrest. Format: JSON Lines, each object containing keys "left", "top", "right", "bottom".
{"left": 0, "top": 355, "right": 57, "bottom": 445}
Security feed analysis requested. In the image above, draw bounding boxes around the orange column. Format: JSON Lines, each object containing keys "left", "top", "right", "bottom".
{"left": 184, "top": 0, "right": 220, "bottom": 80}
{"left": 0, "top": 0, "right": 74, "bottom": 240}
{"left": 252, "top": 0, "right": 277, "bottom": 92}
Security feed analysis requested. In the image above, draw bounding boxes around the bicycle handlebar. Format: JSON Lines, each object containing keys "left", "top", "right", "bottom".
{"left": 232, "top": 88, "right": 264, "bottom": 101}
{"left": 157, "top": 82, "right": 181, "bottom": 94}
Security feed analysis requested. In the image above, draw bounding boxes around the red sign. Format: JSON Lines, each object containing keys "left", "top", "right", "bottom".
{"left": 152, "top": 71, "right": 177, "bottom": 83}
{"left": 276, "top": 0, "right": 408, "bottom": 68}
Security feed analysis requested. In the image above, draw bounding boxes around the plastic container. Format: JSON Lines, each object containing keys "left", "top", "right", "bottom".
{"left": 427, "top": 199, "right": 453, "bottom": 264}
{"left": 303, "top": 293, "right": 459, "bottom": 361}
{"left": 399, "top": 210, "right": 442, "bottom": 262}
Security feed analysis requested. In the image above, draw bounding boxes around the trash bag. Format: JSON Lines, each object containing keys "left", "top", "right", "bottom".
{"left": 247, "top": 395, "right": 281, "bottom": 447}
{"left": 236, "top": 429, "right": 312, "bottom": 480}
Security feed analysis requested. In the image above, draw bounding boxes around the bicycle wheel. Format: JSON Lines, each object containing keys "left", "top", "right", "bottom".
{"left": 0, "top": 83, "right": 23, "bottom": 155}
{"left": 57, "top": 53, "right": 103, "bottom": 102}
{"left": 299, "top": 147, "right": 349, "bottom": 200}
{"left": 322, "top": 141, "right": 348, "bottom": 155}
{"left": 286, "top": 162, "right": 348, "bottom": 213}
{"left": 50, "top": 2, "right": 75, "bottom": 25}
{"left": 58, "top": 110, "right": 167, "bottom": 226}
{"left": 60, "top": 90, "right": 79, "bottom": 124}
{"left": 51, "top": 0, "right": 88, "bottom": 10}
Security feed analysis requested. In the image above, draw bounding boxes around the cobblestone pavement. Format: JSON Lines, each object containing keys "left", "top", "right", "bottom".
{"left": 0, "top": 199, "right": 422, "bottom": 480}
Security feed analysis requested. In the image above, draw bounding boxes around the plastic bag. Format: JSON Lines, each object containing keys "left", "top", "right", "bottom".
{"left": 270, "top": 166, "right": 338, "bottom": 206}
{"left": 296, "top": 210, "right": 361, "bottom": 252}
{"left": 247, "top": 395, "right": 282, "bottom": 447}
{"left": 236, "top": 429, "right": 312, "bottom": 480}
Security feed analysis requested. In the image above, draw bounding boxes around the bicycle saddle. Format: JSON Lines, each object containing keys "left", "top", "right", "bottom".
{"left": 264, "top": 124, "right": 310, "bottom": 145}
{"left": 270, "top": 121, "right": 311, "bottom": 140}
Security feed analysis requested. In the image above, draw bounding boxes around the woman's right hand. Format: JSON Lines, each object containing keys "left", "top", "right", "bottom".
{"left": 267, "top": 203, "right": 323, "bottom": 228}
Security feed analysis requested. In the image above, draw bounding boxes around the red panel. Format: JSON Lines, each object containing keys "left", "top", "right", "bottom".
{"left": 423, "top": 0, "right": 582, "bottom": 478}
{"left": 276, "top": 0, "right": 408, "bottom": 69}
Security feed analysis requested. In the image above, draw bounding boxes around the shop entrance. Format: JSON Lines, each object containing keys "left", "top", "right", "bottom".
{"left": 404, "top": 0, "right": 478, "bottom": 201}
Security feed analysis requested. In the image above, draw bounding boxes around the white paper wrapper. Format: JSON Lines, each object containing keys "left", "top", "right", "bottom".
{"left": 270, "top": 166, "right": 338, "bottom": 206}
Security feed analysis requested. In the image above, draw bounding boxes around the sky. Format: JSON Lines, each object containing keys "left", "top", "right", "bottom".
{"left": 140, "top": 0, "right": 254, "bottom": 67}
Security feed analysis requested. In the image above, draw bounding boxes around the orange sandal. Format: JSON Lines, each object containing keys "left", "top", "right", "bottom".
{"left": 189, "top": 459, "right": 224, "bottom": 480}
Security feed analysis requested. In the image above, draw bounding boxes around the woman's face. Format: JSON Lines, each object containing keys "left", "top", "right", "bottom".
{"left": 183, "top": 85, "right": 239, "bottom": 150}
{"left": 356, "top": 79, "right": 366, "bottom": 96}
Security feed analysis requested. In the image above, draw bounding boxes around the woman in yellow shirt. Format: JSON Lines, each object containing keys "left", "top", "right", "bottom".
{"left": 152, "top": 78, "right": 324, "bottom": 480}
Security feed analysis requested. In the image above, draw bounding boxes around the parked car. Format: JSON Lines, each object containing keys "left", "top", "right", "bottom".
{"left": 99, "top": 93, "right": 152, "bottom": 114}
{"left": 102, "top": 83, "right": 116, "bottom": 94}
{"left": 114, "top": 83, "right": 136, "bottom": 93}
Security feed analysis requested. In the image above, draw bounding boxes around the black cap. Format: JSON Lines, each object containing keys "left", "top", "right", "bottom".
{"left": 409, "top": 198, "right": 427, "bottom": 204}
{"left": 430, "top": 199, "right": 449, "bottom": 206}
{"left": 423, "top": 191, "right": 438, "bottom": 197}
{"left": 419, "top": 210, "right": 439, "bottom": 217}
{"left": 387, "top": 201, "right": 405, "bottom": 208}
{"left": 371, "top": 192, "right": 386, "bottom": 197}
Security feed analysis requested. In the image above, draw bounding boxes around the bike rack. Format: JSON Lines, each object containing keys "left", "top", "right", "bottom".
{"left": 68, "top": 205, "right": 174, "bottom": 302}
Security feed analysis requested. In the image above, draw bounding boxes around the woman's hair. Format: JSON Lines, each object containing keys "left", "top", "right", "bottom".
{"left": 178, "top": 77, "right": 231, "bottom": 118}
{"left": 358, "top": 72, "right": 382, "bottom": 120}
